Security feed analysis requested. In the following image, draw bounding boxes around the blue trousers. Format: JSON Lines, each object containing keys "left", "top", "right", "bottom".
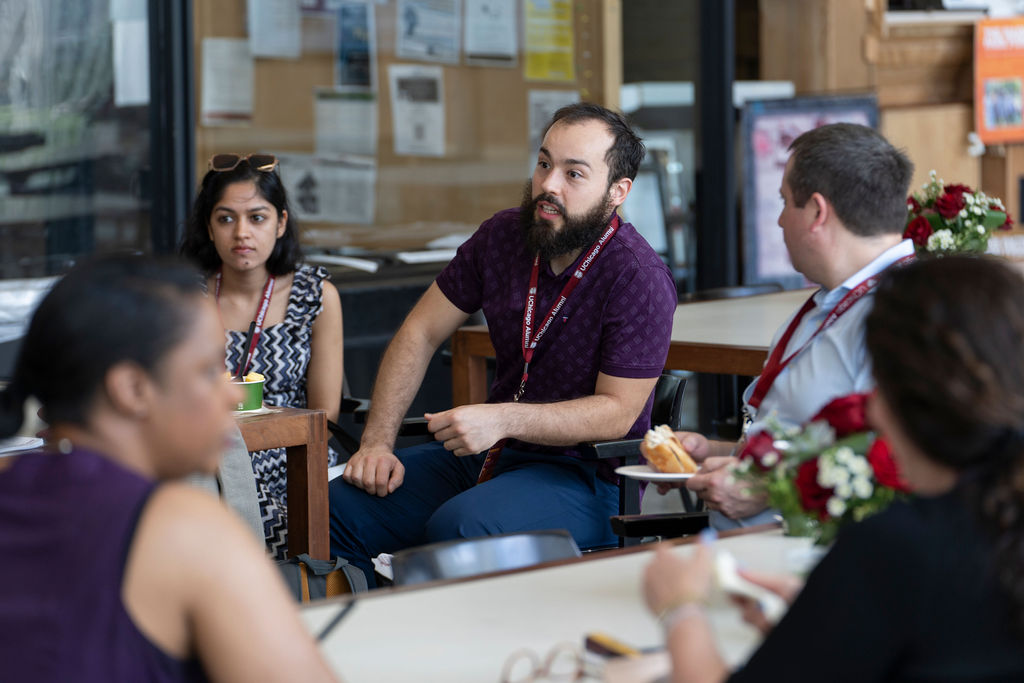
{"left": 328, "top": 441, "right": 619, "bottom": 585}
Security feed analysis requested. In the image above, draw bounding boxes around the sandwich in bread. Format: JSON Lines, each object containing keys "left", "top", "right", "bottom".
{"left": 641, "top": 425, "right": 698, "bottom": 474}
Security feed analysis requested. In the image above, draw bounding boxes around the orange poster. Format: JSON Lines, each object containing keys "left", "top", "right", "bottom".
{"left": 976, "top": 17, "right": 1024, "bottom": 144}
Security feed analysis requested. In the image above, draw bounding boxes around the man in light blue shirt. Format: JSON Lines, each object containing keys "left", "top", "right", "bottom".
{"left": 677, "top": 123, "right": 915, "bottom": 529}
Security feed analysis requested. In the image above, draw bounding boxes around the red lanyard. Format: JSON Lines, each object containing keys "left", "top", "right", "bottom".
{"left": 746, "top": 254, "right": 914, "bottom": 410}
{"left": 478, "top": 214, "right": 621, "bottom": 485}
{"left": 214, "top": 271, "right": 275, "bottom": 377}
{"left": 513, "top": 214, "right": 620, "bottom": 402}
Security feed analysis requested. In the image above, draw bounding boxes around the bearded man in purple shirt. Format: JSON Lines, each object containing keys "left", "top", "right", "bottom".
{"left": 329, "top": 103, "right": 676, "bottom": 584}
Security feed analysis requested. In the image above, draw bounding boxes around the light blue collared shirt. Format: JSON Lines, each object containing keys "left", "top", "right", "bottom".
{"left": 712, "top": 239, "right": 916, "bottom": 530}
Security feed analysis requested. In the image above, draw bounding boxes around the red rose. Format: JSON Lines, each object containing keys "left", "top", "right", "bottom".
{"left": 903, "top": 215, "right": 933, "bottom": 247}
{"left": 737, "top": 430, "right": 777, "bottom": 471}
{"left": 934, "top": 191, "right": 966, "bottom": 220}
{"left": 906, "top": 196, "right": 921, "bottom": 214}
{"left": 866, "top": 437, "right": 910, "bottom": 493}
{"left": 811, "top": 393, "right": 870, "bottom": 437}
{"left": 943, "top": 183, "right": 972, "bottom": 199}
{"left": 795, "top": 459, "right": 832, "bottom": 520}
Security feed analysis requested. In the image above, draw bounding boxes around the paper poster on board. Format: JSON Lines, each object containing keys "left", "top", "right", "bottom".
{"left": 247, "top": 0, "right": 302, "bottom": 59}
{"left": 396, "top": 0, "right": 461, "bottom": 64}
{"left": 277, "top": 153, "right": 377, "bottom": 225}
{"left": 388, "top": 64, "right": 445, "bottom": 157}
{"left": 464, "top": 0, "right": 517, "bottom": 67}
{"left": 975, "top": 17, "right": 1024, "bottom": 144}
{"left": 336, "top": 1, "right": 376, "bottom": 89}
{"left": 315, "top": 89, "right": 377, "bottom": 158}
{"left": 527, "top": 89, "right": 579, "bottom": 153}
{"left": 201, "top": 38, "right": 254, "bottom": 126}
{"left": 524, "top": 0, "right": 575, "bottom": 82}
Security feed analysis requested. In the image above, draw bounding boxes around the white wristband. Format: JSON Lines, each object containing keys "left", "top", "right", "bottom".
{"left": 658, "top": 602, "right": 704, "bottom": 635}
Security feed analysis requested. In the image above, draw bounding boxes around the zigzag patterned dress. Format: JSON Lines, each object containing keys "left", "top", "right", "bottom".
{"left": 223, "top": 264, "right": 338, "bottom": 559}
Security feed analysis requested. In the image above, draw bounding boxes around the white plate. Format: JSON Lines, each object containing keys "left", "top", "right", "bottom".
{"left": 615, "top": 464, "right": 695, "bottom": 482}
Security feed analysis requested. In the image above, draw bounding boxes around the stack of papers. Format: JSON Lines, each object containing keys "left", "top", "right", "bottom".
{"left": 0, "top": 436, "right": 44, "bottom": 457}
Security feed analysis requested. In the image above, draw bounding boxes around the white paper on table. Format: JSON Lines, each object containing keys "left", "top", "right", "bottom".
{"left": 316, "top": 89, "right": 378, "bottom": 157}
{"left": 109, "top": 0, "right": 146, "bottom": 21}
{"left": 201, "top": 38, "right": 254, "bottom": 126}
{"left": 336, "top": 1, "right": 377, "bottom": 89}
{"left": 113, "top": 19, "right": 149, "bottom": 107}
{"left": 247, "top": 0, "right": 302, "bottom": 58}
{"left": 388, "top": 64, "right": 445, "bottom": 157}
{"left": 527, "top": 89, "right": 579, "bottom": 152}
{"left": 464, "top": 0, "right": 517, "bottom": 67}
{"left": 277, "top": 153, "right": 377, "bottom": 224}
{"left": 396, "top": 0, "right": 461, "bottom": 64}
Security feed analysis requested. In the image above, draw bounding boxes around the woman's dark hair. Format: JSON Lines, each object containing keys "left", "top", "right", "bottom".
{"left": 866, "top": 255, "right": 1024, "bottom": 634}
{"left": 0, "top": 255, "right": 204, "bottom": 437}
{"left": 546, "top": 102, "right": 646, "bottom": 185}
{"left": 179, "top": 160, "right": 300, "bottom": 276}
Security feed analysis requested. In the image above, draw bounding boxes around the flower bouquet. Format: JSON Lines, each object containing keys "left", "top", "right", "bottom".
{"left": 733, "top": 394, "right": 910, "bottom": 546}
{"left": 904, "top": 171, "right": 1012, "bottom": 255}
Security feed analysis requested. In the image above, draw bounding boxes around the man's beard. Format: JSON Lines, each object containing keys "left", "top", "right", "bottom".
{"left": 518, "top": 181, "right": 614, "bottom": 262}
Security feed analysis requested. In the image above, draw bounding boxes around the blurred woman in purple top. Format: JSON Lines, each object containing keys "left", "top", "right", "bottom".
{"left": 0, "top": 256, "right": 338, "bottom": 682}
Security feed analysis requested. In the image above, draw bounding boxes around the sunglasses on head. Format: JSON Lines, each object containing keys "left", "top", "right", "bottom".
{"left": 208, "top": 153, "right": 279, "bottom": 173}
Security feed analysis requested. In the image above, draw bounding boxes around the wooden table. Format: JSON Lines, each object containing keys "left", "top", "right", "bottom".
{"left": 449, "top": 288, "right": 815, "bottom": 406}
{"left": 301, "top": 526, "right": 814, "bottom": 682}
{"left": 235, "top": 406, "right": 329, "bottom": 560}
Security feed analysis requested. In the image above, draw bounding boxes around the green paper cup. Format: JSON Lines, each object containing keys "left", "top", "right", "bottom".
{"left": 232, "top": 377, "right": 264, "bottom": 411}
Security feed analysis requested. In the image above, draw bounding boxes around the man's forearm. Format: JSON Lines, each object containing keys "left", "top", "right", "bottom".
{"left": 497, "top": 394, "right": 642, "bottom": 447}
{"left": 360, "top": 328, "right": 437, "bottom": 449}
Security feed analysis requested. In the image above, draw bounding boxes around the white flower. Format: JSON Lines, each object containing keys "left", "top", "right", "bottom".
{"left": 965, "top": 193, "right": 975, "bottom": 205}
{"left": 827, "top": 497, "right": 847, "bottom": 517}
{"left": 853, "top": 477, "right": 873, "bottom": 498}
{"left": 927, "top": 229, "right": 955, "bottom": 251}
{"left": 834, "top": 446, "right": 855, "bottom": 464}
{"left": 762, "top": 451, "right": 778, "bottom": 467}
{"left": 836, "top": 482, "right": 853, "bottom": 499}
{"left": 959, "top": 208, "right": 968, "bottom": 218}
{"left": 847, "top": 456, "right": 870, "bottom": 477}
{"left": 978, "top": 225, "right": 986, "bottom": 234}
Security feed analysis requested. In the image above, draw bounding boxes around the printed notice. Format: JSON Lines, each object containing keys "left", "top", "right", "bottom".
{"left": 464, "top": 0, "right": 516, "bottom": 67}
{"left": 247, "top": 0, "right": 302, "bottom": 58}
{"left": 336, "top": 1, "right": 376, "bottom": 89}
{"left": 201, "top": 38, "right": 254, "bottom": 126}
{"left": 388, "top": 64, "right": 445, "bottom": 156}
{"left": 975, "top": 17, "right": 1024, "bottom": 144}
{"left": 524, "top": 0, "right": 575, "bottom": 82}
{"left": 396, "top": 0, "right": 461, "bottom": 64}
{"left": 278, "top": 153, "right": 377, "bottom": 225}
{"left": 315, "top": 89, "right": 377, "bottom": 158}
{"left": 528, "top": 89, "right": 579, "bottom": 152}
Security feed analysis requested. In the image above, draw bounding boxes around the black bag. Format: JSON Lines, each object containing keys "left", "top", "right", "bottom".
{"left": 277, "top": 553, "right": 367, "bottom": 602}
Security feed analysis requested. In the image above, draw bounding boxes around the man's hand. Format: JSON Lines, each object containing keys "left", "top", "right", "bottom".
{"left": 653, "top": 431, "right": 712, "bottom": 495}
{"left": 341, "top": 445, "right": 405, "bottom": 497}
{"left": 686, "top": 456, "right": 768, "bottom": 519}
{"left": 425, "top": 405, "right": 506, "bottom": 456}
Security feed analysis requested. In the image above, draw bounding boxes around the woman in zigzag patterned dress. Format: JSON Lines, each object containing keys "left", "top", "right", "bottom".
{"left": 180, "top": 154, "right": 344, "bottom": 559}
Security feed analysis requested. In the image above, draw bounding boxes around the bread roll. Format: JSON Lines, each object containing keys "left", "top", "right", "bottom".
{"left": 641, "top": 425, "right": 697, "bottom": 474}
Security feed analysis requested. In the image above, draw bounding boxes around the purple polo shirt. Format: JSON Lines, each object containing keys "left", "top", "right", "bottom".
{"left": 436, "top": 207, "right": 676, "bottom": 459}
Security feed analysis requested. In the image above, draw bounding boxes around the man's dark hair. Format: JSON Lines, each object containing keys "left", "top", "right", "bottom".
{"left": 787, "top": 123, "right": 913, "bottom": 237}
{"left": 546, "top": 102, "right": 646, "bottom": 185}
